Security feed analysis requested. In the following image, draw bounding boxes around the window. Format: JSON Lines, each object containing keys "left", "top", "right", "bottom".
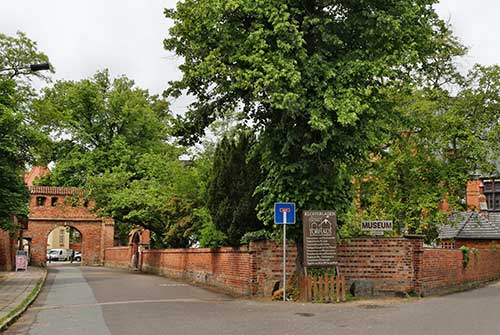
{"left": 51, "top": 197, "right": 58, "bottom": 206}
{"left": 59, "top": 229, "right": 65, "bottom": 247}
{"left": 36, "top": 197, "right": 46, "bottom": 206}
{"left": 483, "top": 180, "right": 500, "bottom": 211}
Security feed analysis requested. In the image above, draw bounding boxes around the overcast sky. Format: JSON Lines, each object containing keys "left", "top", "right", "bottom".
{"left": 0, "top": 0, "right": 498, "bottom": 114}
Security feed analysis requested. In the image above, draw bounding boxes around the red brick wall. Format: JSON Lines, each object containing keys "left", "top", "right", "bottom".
{"left": 141, "top": 247, "right": 255, "bottom": 296}
{"left": 421, "top": 248, "right": 500, "bottom": 295}
{"left": 104, "top": 246, "right": 130, "bottom": 269}
{"left": 25, "top": 220, "right": 110, "bottom": 266}
{"left": 252, "top": 240, "right": 298, "bottom": 296}
{"left": 104, "top": 238, "right": 422, "bottom": 296}
{"left": 28, "top": 187, "right": 97, "bottom": 220}
{"left": 103, "top": 237, "right": 500, "bottom": 297}
{"left": 337, "top": 238, "right": 421, "bottom": 294}
{"left": 454, "top": 239, "right": 500, "bottom": 250}
{"left": 0, "top": 229, "right": 15, "bottom": 271}
{"left": 69, "top": 242, "right": 82, "bottom": 252}
{"left": 25, "top": 186, "right": 114, "bottom": 266}
{"left": 466, "top": 180, "right": 482, "bottom": 210}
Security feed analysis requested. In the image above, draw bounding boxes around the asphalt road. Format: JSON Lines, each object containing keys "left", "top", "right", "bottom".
{"left": 4, "top": 264, "right": 500, "bottom": 335}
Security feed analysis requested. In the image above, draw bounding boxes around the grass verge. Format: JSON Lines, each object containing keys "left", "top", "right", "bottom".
{"left": 0, "top": 271, "right": 46, "bottom": 332}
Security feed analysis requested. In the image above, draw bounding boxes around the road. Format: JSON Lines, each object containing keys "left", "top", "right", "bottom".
{"left": 4, "top": 264, "right": 500, "bottom": 335}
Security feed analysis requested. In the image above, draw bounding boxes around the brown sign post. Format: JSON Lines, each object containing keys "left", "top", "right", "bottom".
{"left": 302, "top": 210, "right": 338, "bottom": 267}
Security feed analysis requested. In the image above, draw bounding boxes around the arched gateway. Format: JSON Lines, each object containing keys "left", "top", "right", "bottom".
{"left": 24, "top": 186, "right": 114, "bottom": 266}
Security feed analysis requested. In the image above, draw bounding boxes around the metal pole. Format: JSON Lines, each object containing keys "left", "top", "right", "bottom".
{"left": 283, "top": 211, "right": 286, "bottom": 302}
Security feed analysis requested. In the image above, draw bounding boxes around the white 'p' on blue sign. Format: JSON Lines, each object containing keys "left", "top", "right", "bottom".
{"left": 274, "top": 202, "right": 296, "bottom": 224}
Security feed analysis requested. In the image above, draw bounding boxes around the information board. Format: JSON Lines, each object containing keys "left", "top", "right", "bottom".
{"left": 303, "top": 210, "right": 338, "bottom": 267}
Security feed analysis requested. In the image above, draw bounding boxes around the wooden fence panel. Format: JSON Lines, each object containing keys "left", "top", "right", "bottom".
{"left": 303, "top": 273, "right": 346, "bottom": 303}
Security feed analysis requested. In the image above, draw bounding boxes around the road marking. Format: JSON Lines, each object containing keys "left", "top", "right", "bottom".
{"left": 29, "top": 298, "right": 232, "bottom": 311}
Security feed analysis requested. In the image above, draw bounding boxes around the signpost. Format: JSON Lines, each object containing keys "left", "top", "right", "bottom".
{"left": 361, "top": 220, "right": 393, "bottom": 236}
{"left": 274, "top": 202, "right": 295, "bottom": 302}
{"left": 302, "top": 211, "right": 338, "bottom": 267}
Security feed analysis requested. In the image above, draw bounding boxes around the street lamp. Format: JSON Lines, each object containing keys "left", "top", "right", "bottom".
{"left": 0, "top": 62, "right": 50, "bottom": 75}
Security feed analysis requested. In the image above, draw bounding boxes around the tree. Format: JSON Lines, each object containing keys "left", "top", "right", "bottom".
{"left": 87, "top": 151, "right": 210, "bottom": 248}
{"left": 164, "top": 0, "right": 463, "bottom": 240}
{"left": 31, "top": 69, "right": 172, "bottom": 184}
{"left": 0, "top": 32, "right": 52, "bottom": 230}
{"left": 357, "top": 65, "right": 500, "bottom": 242}
{"left": 206, "top": 129, "right": 264, "bottom": 245}
{"left": 0, "top": 80, "right": 30, "bottom": 228}
{"left": 0, "top": 31, "right": 52, "bottom": 82}
{"left": 32, "top": 70, "right": 212, "bottom": 246}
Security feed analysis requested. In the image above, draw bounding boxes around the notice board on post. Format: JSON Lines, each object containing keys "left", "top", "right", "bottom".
{"left": 302, "top": 210, "right": 338, "bottom": 267}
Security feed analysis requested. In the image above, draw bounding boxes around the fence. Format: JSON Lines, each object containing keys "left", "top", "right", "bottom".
{"left": 301, "top": 273, "right": 347, "bottom": 303}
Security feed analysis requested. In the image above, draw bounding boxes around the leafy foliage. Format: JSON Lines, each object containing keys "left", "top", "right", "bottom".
{"left": 0, "top": 32, "right": 52, "bottom": 230}
{"left": 0, "top": 80, "right": 30, "bottom": 227}
{"left": 357, "top": 65, "right": 500, "bottom": 242}
{"left": 31, "top": 71, "right": 202, "bottom": 245}
{"left": 198, "top": 207, "right": 227, "bottom": 248}
{"left": 207, "top": 129, "right": 265, "bottom": 245}
{"left": 164, "top": 0, "right": 462, "bottom": 240}
{"left": 0, "top": 31, "right": 53, "bottom": 83}
{"left": 31, "top": 70, "right": 172, "bottom": 180}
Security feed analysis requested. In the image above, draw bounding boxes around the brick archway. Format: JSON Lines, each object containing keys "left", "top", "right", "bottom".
{"left": 24, "top": 186, "right": 114, "bottom": 266}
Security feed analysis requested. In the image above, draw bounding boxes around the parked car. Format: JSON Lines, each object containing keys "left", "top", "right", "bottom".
{"left": 46, "top": 248, "right": 71, "bottom": 261}
{"left": 74, "top": 251, "right": 82, "bottom": 262}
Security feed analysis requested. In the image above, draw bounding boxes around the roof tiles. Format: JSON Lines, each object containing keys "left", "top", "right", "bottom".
{"left": 439, "top": 212, "right": 500, "bottom": 240}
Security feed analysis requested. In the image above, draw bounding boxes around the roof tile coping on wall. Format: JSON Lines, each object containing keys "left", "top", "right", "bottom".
{"left": 29, "top": 186, "right": 84, "bottom": 196}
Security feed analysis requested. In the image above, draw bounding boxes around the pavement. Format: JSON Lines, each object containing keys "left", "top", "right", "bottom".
{"left": 3, "top": 264, "right": 500, "bottom": 334}
{"left": 0, "top": 267, "right": 46, "bottom": 332}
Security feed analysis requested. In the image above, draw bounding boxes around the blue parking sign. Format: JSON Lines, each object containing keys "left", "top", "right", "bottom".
{"left": 274, "top": 203, "right": 296, "bottom": 224}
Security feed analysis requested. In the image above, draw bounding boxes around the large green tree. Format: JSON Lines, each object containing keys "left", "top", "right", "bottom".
{"left": 0, "top": 80, "right": 30, "bottom": 229}
{"left": 357, "top": 65, "right": 500, "bottom": 241}
{"left": 31, "top": 69, "right": 172, "bottom": 185}
{"left": 164, "top": 0, "right": 462, "bottom": 239}
{"left": 206, "top": 128, "right": 264, "bottom": 245}
{"left": 0, "top": 32, "right": 52, "bottom": 230}
{"left": 32, "top": 70, "right": 212, "bottom": 246}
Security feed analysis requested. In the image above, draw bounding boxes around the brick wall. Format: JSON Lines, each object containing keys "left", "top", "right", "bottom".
{"left": 0, "top": 229, "right": 14, "bottom": 271}
{"left": 25, "top": 186, "right": 114, "bottom": 266}
{"left": 25, "top": 220, "right": 110, "bottom": 266}
{"left": 103, "top": 236, "right": 500, "bottom": 297}
{"left": 104, "top": 247, "right": 130, "bottom": 269}
{"left": 252, "top": 240, "right": 298, "bottom": 296}
{"left": 141, "top": 247, "right": 255, "bottom": 296}
{"left": 104, "top": 238, "right": 423, "bottom": 296}
{"left": 28, "top": 186, "right": 96, "bottom": 220}
{"left": 454, "top": 239, "right": 500, "bottom": 250}
{"left": 466, "top": 180, "right": 482, "bottom": 210}
{"left": 420, "top": 248, "right": 500, "bottom": 295}
{"left": 337, "top": 238, "right": 421, "bottom": 294}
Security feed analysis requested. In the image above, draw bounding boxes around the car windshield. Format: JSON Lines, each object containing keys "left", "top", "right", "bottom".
{"left": 49, "top": 251, "right": 58, "bottom": 254}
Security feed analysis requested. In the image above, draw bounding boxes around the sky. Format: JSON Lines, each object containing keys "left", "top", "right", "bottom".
{"left": 0, "top": 0, "right": 499, "bottom": 115}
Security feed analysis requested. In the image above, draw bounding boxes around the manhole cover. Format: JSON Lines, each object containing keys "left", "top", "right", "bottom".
{"left": 295, "top": 313, "right": 315, "bottom": 317}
